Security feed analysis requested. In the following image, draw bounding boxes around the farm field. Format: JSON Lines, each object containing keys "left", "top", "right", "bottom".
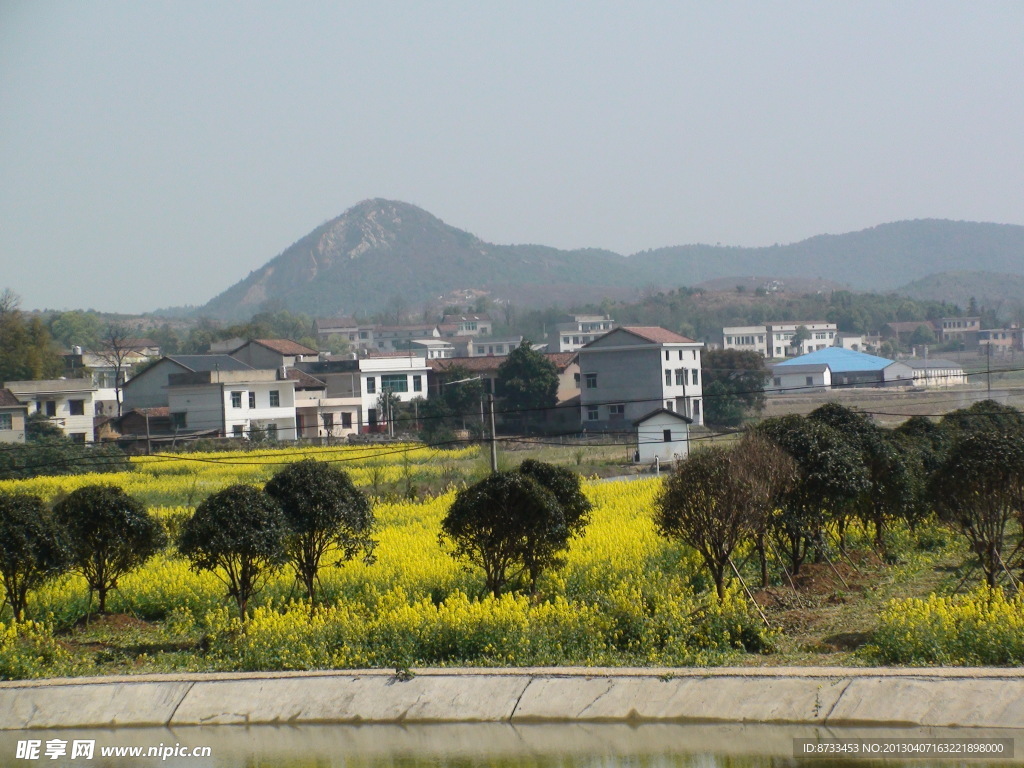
{"left": 0, "top": 441, "right": 1009, "bottom": 679}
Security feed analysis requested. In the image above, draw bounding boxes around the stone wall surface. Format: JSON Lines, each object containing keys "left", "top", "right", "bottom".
{"left": 2, "top": 668, "right": 1023, "bottom": 730}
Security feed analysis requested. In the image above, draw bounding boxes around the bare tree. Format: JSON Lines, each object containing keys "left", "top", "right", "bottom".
{"left": 93, "top": 323, "right": 140, "bottom": 417}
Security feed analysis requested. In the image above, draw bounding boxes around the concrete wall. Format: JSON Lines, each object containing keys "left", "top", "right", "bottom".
{"left": 3, "top": 668, "right": 1023, "bottom": 731}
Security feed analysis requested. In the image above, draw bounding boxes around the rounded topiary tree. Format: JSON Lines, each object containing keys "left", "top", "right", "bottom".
{"left": 178, "top": 484, "right": 288, "bottom": 616}
{"left": 516, "top": 459, "right": 591, "bottom": 589}
{"left": 52, "top": 484, "right": 166, "bottom": 613}
{"left": 264, "top": 459, "right": 375, "bottom": 603}
{"left": 440, "top": 470, "right": 566, "bottom": 596}
{"left": 0, "top": 490, "right": 69, "bottom": 621}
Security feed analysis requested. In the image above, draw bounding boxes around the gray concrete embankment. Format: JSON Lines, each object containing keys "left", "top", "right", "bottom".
{"left": 2, "top": 667, "right": 1023, "bottom": 731}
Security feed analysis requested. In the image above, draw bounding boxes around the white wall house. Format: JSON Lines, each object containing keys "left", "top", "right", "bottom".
{"left": 904, "top": 358, "right": 967, "bottom": 388}
{"left": 556, "top": 315, "right": 617, "bottom": 353}
{"left": 722, "top": 326, "right": 768, "bottom": 356}
{"left": 5, "top": 379, "right": 97, "bottom": 443}
{"left": 634, "top": 408, "right": 692, "bottom": 464}
{"left": 578, "top": 326, "right": 704, "bottom": 429}
{"left": 359, "top": 357, "right": 430, "bottom": 431}
{"left": 766, "top": 322, "right": 838, "bottom": 358}
{"left": 768, "top": 363, "right": 832, "bottom": 394}
{"left": 167, "top": 369, "right": 297, "bottom": 440}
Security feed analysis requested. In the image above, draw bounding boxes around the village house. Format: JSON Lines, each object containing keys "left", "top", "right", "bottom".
{"left": 439, "top": 314, "right": 493, "bottom": 337}
{"left": 228, "top": 338, "right": 319, "bottom": 369}
{"left": 555, "top": 314, "right": 617, "bottom": 353}
{"left": 634, "top": 408, "right": 692, "bottom": 465}
{"left": 939, "top": 316, "right": 981, "bottom": 347}
{"left": 771, "top": 348, "right": 914, "bottom": 391}
{"left": 721, "top": 325, "right": 768, "bottom": 356}
{"left": 904, "top": 358, "right": 968, "bottom": 387}
{"left": 122, "top": 355, "right": 255, "bottom": 410}
{"left": 4, "top": 379, "right": 97, "bottom": 443}
{"left": 0, "top": 388, "right": 29, "bottom": 444}
{"left": 578, "top": 326, "right": 704, "bottom": 429}
{"left": 166, "top": 369, "right": 298, "bottom": 440}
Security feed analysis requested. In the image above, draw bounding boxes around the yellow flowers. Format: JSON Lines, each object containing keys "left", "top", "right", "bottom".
{"left": 872, "top": 587, "right": 1024, "bottom": 665}
{"left": 1, "top": 446, "right": 773, "bottom": 674}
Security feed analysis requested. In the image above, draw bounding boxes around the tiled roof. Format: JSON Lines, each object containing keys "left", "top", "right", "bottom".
{"left": 0, "top": 388, "right": 24, "bottom": 407}
{"left": 545, "top": 352, "right": 578, "bottom": 370}
{"left": 620, "top": 326, "right": 696, "bottom": 344}
{"left": 284, "top": 367, "right": 326, "bottom": 387}
{"left": 166, "top": 355, "right": 253, "bottom": 373}
{"left": 126, "top": 406, "right": 170, "bottom": 417}
{"left": 252, "top": 339, "right": 319, "bottom": 356}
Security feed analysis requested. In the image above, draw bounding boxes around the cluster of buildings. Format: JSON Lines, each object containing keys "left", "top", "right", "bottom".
{"left": 0, "top": 325, "right": 704, "bottom": 465}
{"left": 0, "top": 308, "right": 991, "bottom": 461}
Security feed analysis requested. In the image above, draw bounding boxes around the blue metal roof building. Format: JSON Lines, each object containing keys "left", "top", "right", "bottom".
{"left": 773, "top": 347, "right": 914, "bottom": 389}
{"left": 774, "top": 347, "right": 894, "bottom": 373}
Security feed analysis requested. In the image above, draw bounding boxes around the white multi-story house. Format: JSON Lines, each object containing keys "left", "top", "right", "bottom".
{"left": 467, "top": 337, "right": 523, "bottom": 357}
{"left": 439, "top": 314, "right": 493, "bottom": 337}
{"left": 4, "top": 379, "right": 97, "bottom": 443}
{"left": 358, "top": 357, "right": 431, "bottom": 431}
{"left": 578, "top": 326, "right": 704, "bottom": 429}
{"left": 766, "top": 321, "right": 838, "bottom": 358}
{"left": 722, "top": 325, "right": 768, "bottom": 356}
{"left": 555, "top": 315, "right": 617, "bottom": 353}
{"left": 167, "top": 369, "right": 297, "bottom": 440}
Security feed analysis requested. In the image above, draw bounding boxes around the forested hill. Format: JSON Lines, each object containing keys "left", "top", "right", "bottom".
{"left": 196, "top": 201, "right": 1024, "bottom": 319}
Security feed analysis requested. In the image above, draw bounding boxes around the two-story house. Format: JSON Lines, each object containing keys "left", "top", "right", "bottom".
{"left": 4, "top": 379, "right": 98, "bottom": 443}
{"left": 578, "top": 327, "right": 704, "bottom": 429}
{"left": 229, "top": 339, "right": 319, "bottom": 369}
{"left": 167, "top": 369, "right": 298, "bottom": 440}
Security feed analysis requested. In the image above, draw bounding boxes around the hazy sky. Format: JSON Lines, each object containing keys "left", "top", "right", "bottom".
{"left": 2, "top": 2, "right": 1022, "bottom": 313}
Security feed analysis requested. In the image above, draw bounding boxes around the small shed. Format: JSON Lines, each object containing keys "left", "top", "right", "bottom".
{"left": 634, "top": 408, "right": 693, "bottom": 465}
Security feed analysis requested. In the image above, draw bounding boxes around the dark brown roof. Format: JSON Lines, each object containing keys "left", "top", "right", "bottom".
{"left": 251, "top": 339, "right": 319, "bottom": 356}
{"left": 0, "top": 388, "right": 24, "bottom": 408}
{"left": 545, "top": 352, "right": 578, "bottom": 370}
{"left": 284, "top": 367, "right": 326, "bottom": 388}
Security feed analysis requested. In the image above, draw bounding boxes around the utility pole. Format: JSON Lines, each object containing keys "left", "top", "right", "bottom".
{"left": 488, "top": 394, "right": 498, "bottom": 473}
{"left": 987, "top": 342, "right": 992, "bottom": 397}
{"left": 144, "top": 409, "right": 152, "bottom": 456}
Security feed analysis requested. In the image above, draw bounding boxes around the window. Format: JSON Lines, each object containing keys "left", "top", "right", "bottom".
{"left": 341, "top": 412, "right": 352, "bottom": 428}
{"left": 574, "top": 372, "right": 580, "bottom": 385}
{"left": 665, "top": 351, "right": 670, "bottom": 361}
{"left": 584, "top": 373, "right": 597, "bottom": 389}
{"left": 248, "top": 391, "right": 256, "bottom": 409}
{"left": 805, "top": 376, "right": 813, "bottom": 386}
{"left": 675, "top": 369, "right": 685, "bottom": 386}
{"left": 266, "top": 424, "right": 278, "bottom": 441}
{"left": 381, "top": 374, "right": 408, "bottom": 392}
{"left": 368, "top": 408, "right": 378, "bottom": 426}
{"left": 365, "top": 377, "right": 376, "bottom": 394}
{"left": 232, "top": 425, "right": 244, "bottom": 437}
{"left": 412, "top": 375, "right": 422, "bottom": 392}
{"left": 0, "top": 414, "right": 11, "bottom": 430}
{"left": 663, "top": 429, "right": 672, "bottom": 442}
{"left": 269, "top": 390, "right": 280, "bottom": 407}
{"left": 171, "top": 412, "right": 186, "bottom": 429}
{"left": 322, "top": 413, "right": 334, "bottom": 431}
{"left": 45, "top": 401, "right": 56, "bottom": 417}
{"left": 678, "top": 350, "right": 684, "bottom": 360}
{"left": 691, "top": 369, "right": 698, "bottom": 386}
{"left": 231, "top": 391, "right": 243, "bottom": 408}
{"left": 69, "top": 399, "right": 85, "bottom": 416}
{"left": 666, "top": 401, "right": 673, "bottom": 411}
{"left": 608, "top": 403, "right": 625, "bottom": 420}
{"left": 693, "top": 400, "right": 700, "bottom": 415}
{"left": 359, "top": 331, "right": 368, "bottom": 340}
{"left": 665, "top": 370, "right": 672, "bottom": 386}
{"left": 586, "top": 405, "right": 599, "bottom": 421}
{"left": 773, "top": 377, "right": 781, "bottom": 386}
{"left": 69, "top": 433, "right": 86, "bottom": 444}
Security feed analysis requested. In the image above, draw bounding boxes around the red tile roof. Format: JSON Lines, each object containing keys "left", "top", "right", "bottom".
{"left": 620, "top": 326, "right": 696, "bottom": 344}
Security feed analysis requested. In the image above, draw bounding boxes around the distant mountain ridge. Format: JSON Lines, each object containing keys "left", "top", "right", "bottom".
{"left": 198, "top": 200, "right": 1024, "bottom": 319}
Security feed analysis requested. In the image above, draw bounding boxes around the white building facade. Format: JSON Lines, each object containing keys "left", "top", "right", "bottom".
{"left": 167, "top": 370, "right": 297, "bottom": 440}
{"left": 5, "top": 379, "right": 97, "bottom": 443}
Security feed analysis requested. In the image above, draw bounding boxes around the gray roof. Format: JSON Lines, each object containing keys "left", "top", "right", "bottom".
{"left": 772, "top": 363, "right": 829, "bottom": 375}
{"left": 166, "top": 355, "right": 253, "bottom": 372}
{"left": 903, "top": 358, "right": 964, "bottom": 370}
